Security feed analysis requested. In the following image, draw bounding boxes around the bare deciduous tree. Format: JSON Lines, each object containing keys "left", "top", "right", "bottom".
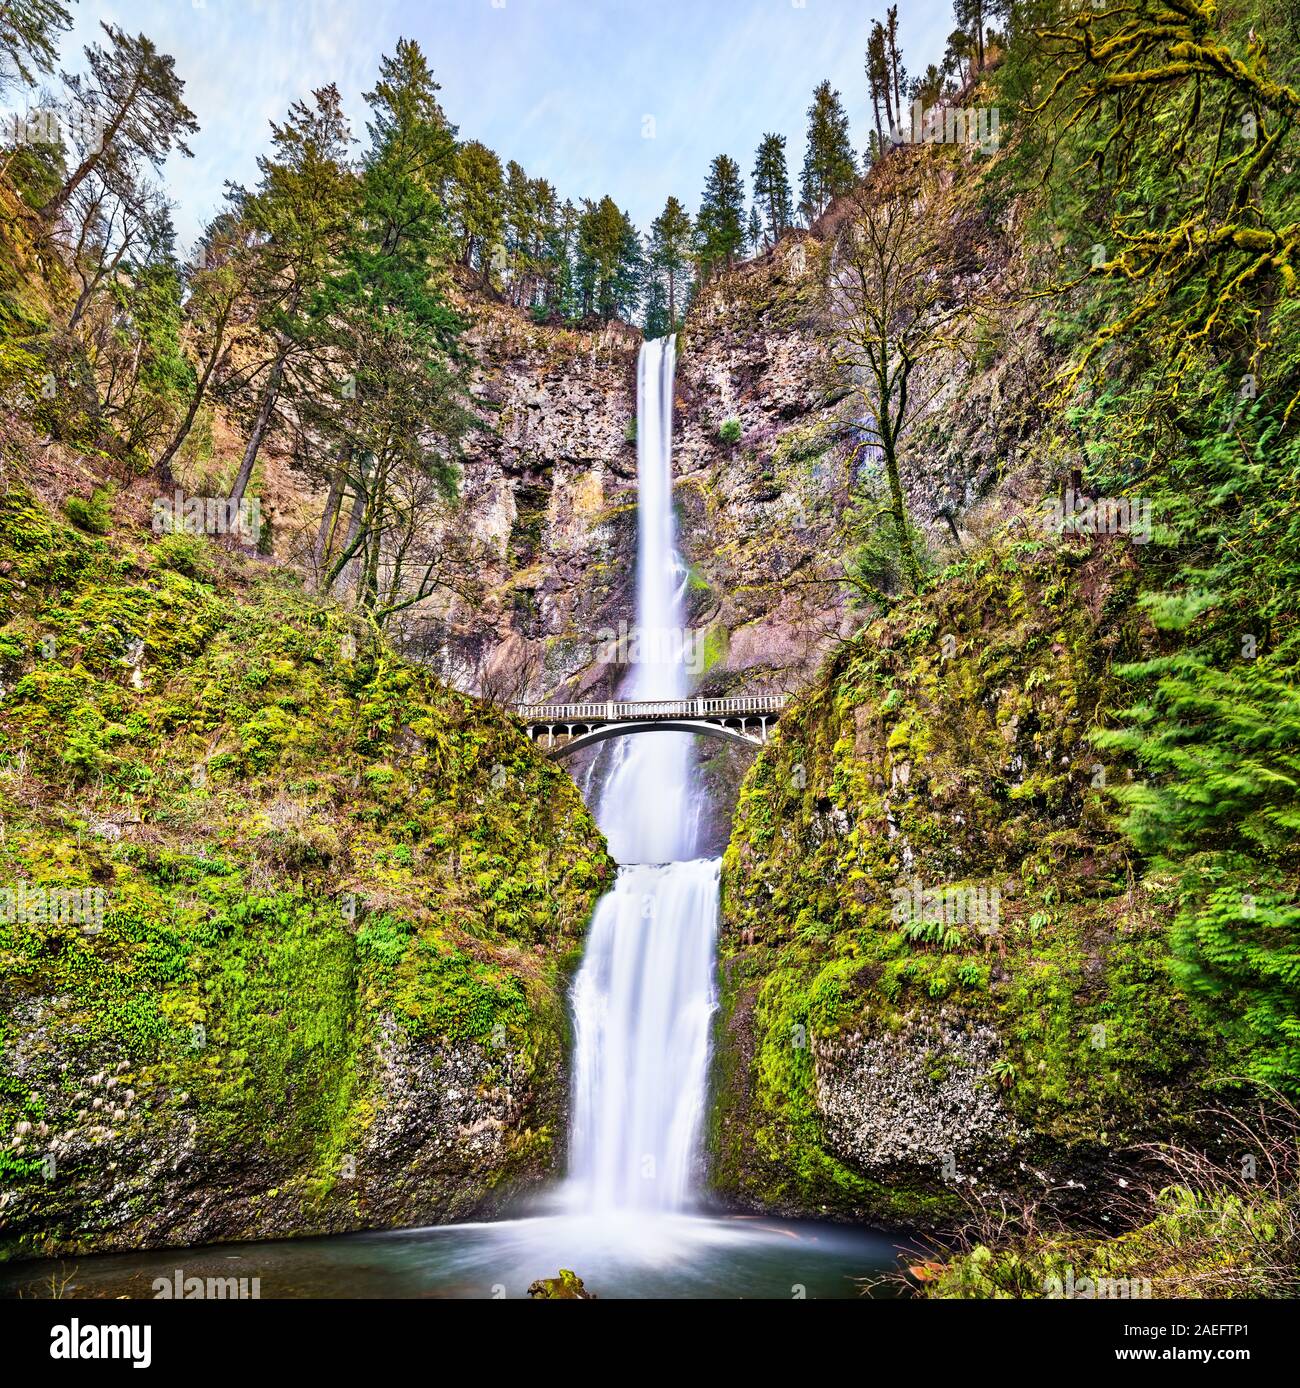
{"left": 827, "top": 164, "right": 970, "bottom": 592}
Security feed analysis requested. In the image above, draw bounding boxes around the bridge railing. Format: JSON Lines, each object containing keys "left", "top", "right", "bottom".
{"left": 515, "top": 694, "right": 789, "bottom": 723}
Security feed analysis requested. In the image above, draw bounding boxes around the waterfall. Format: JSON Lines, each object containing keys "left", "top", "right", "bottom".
{"left": 567, "top": 335, "right": 720, "bottom": 1215}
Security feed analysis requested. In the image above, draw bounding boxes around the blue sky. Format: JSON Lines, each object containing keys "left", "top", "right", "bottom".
{"left": 61, "top": 0, "right": 956, "bottom": 251}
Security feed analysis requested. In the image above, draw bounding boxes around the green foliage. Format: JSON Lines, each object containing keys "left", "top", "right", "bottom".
{"left": 696, "top": 155, "right": 746, "bottom": 281}
{"left": 960, "top": 0, "right": 1300, "bottom": 1094}
{"left": 0, "top": 484, "right": 613, "bottom": 1253}
{"left": 713, "top": 547, "right": 1220, "bottom": 1217}
{"left": 752, "top": 133, "right": 794, "bottom": 246}
{"left": 153, "top": 528, "right": 213, "bottom": 579}
{"left": 718, "top": 417, "right": 742, "bottom": 445}
{"left": 799, "top": 80, "right": 857, "bottom": 222}
{"left": 63, "top": 485, "right": 113, "bottom": 535}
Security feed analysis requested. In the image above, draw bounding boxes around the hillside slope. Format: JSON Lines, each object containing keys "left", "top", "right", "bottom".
{"left": 0, "top": 485, "right": 612, "bottom": 1260}
{"left": 710, "top": 539, "right": 1239, "bottom": 1227}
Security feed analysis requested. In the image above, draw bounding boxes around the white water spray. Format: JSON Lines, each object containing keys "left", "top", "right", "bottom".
{"left": 567, "top": 336, "right": 720, "bottom": 1215}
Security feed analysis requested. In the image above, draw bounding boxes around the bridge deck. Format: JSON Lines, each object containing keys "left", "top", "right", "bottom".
{"left": 516, "top": 694, "right": 788, "bottom": 724}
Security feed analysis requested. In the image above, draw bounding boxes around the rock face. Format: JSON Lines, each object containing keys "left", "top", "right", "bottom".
{"left": 407, "top": 309, "right": 643, "bottom": 702}
{"left": 710, "top": 546, "right": 1231, "bottom": 1228}
{"left": 413, "top": 242, "right": 858, "bottom": 706}
{"left": 813, "top": 1016, "right": 1017, "bottom": 1172}
{"left": 0, "top": 999, "right": 565, "bottom": 1255}
{"left": 418, "top": 147, "right": 1054, "bottom": 719}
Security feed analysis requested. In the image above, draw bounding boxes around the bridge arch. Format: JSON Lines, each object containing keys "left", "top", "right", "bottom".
{"left": 546, "top": 719, "right": 764, "bottom": 759}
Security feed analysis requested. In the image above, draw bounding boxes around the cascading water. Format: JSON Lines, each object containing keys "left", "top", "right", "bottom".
{"left": 566, "top": 335, "right": 720, "bottom": 1215}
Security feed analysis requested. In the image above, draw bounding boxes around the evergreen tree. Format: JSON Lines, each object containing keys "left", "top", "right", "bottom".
{"left": 648, "top": 194, "right": 692, "bottom": 328}
{"left": 575, "top": 194, "right": 641, "bottom": 321}
{"left": 944, "top": 28, "right": 973, "bottom": 88}
{"left": 43, "top": 22, "right": 199, "bottom": 218}
{"left": 953, "top": 0, "right": 986, "bottom": 74}
{"left": 910, "top": 62, "right": 945, "bottom": 108}
{"left": 866, "top": 22, "right": 892, "bottom": 161}
{"left": 885, "top": 5, "right": 906, "bottom": 119}
{"left": 308, "top": 43, "right": 478, "bottom": 614}
{"left": 747, "top": 205, "right": 763, "bottom": 257}
{"left": 0, "top": 0, "right": 71, "bottom": 92}
{"left": 751, "top": 133, "right": 793, "bottom": 246}
{"left": 359, "top": 37, "right": 457, "bottom": 275}
{"left": 544, "top": 197, "right": 581, "bottom": 321}
{"left": 799, "top": 80, "right": 857, "bottom": 223}
{"left": 449, "top": 139, "right": 503, "bottom": 274}
{"left": 642, "top": 262, "right": 670, "bottom": 340}
{"left": 695, "top": 153, "right": 745, "bottom": 281}
{"left": 156, "top": 210, "right": 254, "bottom": 478}
{"left": 225, "top": 85, "right": 357, "bottom": 507}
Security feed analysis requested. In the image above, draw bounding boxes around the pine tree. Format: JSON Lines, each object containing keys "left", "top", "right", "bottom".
{"left": 544, "top": 197, "right": 581, "bottom": 321}
{"left": 0, "top": 0, "right": 71, "bottom": 92}
{"left": 43, "top": 22, "right": 199, "bottom": 218}
{"left": 575, "top": 195, "right": 641, "bottom": 321}
{"left": 449, "top": 140, "right": 503, "bottom": 274}
{"left": 945, "top": 29, "right": 973, "bottom": 88}
{"left": 752, "top": 133, "right": 793, "bottom": 246}
{"left": 359, "top": 37, "right": 457, "bottom": 275}
{"left": 307, "top": 44, "right": 478, "bottom": 614}
{"left": 695, "top": 153, "right": 745, "bottom": 281}
{"left": 747, "top": 206, "right": 763, "bottom": 257}
{"left": 156, "top": 210, "right": 254, "bottom": 479}
{"left": 867, "top": 21, "right": 894, "bottom": 159}
{"left": 642, "top": 265, "right": 670, "bottom": 340}
{"left": 225, "top": 85, "right": 357, "bottom": 507}
{"left": 953, "top": 0, "right": 986, "bottom": 74}
{"left": 648, "top": 194, "right": 693, "bottom": 328}
{"left": 799, "top": 81, "right": 857, "bottom": 223}
{"left": 886, "top": 5, "right": 906, "bottom": 119}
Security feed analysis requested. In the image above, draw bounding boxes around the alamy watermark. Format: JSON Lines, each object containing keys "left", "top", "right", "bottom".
{"left": 891, "top": 878, "right": 1001, "bottom": 928}
{"left": 1044, "top": 1267, "right": 1152, "bottom": 1299}
{"left": 1042, "top": 489, "right": 1152, "bottom": 545}
{"left": 2, "top": 106, "right": 108, "bottom": 151}
{"left": 891, "top": 99, "right": 1000, "bottom": 155}
{"left": 152, "top": 1268, "right": 261, "bottom": 1299}
{"left": 0, "top": 884, "right": 105, "bottom": 928}
{"left": 594, "top": 620, "right": 709, "bottom": 677}
{"left": 152, "top": 490, "right": 262, "bottom": 544}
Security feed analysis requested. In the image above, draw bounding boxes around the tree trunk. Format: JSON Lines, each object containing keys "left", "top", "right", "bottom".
{"left": 157, "top": 311, "right": 232, "bottom": 484}
{"left": 228, "top": 351, "right": 285, "bottom": 507}
{"left": 881, "top": 433, "right": 922, "bottom": 590}
{"left": 41, "top": 69, "right": 143, "bottom": 220}
{"left": 323, "top": 456, "right": 371, "bottom": 596}
{"left": 309, "top": 456, "right": 346, "bottom": 591}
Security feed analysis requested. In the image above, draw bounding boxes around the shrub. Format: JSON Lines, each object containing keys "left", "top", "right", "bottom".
{"left": 154, "top": 529, "right": 213, "bottom": 581}
{"left": 65, "top": 486, "right": 113, "bottom": 535}
{"left": 719, "top": 417, "right": 742, "bottom": 445}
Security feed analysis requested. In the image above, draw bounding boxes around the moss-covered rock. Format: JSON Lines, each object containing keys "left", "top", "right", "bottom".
{"left": 527, "top": 1268, "right": 597, "bottom": 1299}
{"left": 0, "top": 485, "right": 614, "bottom": 1261}
{"left": 710, "top": 539, "right": 1240, "bottom": 1227}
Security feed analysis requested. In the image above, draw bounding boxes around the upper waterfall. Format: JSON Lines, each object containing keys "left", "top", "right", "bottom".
{"left": 593, "top": 335, "right": 698, "bottom": 866}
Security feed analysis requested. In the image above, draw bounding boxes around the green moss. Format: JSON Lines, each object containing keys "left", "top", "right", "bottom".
{"left": 64, "top": 485, "right": 114, "bottom": 536}
{"left": 0, "top": 483, "right": 614, "bottom": 1258}
{"left": 711, "top": 542, "right": 1233, "bottom": 1221}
